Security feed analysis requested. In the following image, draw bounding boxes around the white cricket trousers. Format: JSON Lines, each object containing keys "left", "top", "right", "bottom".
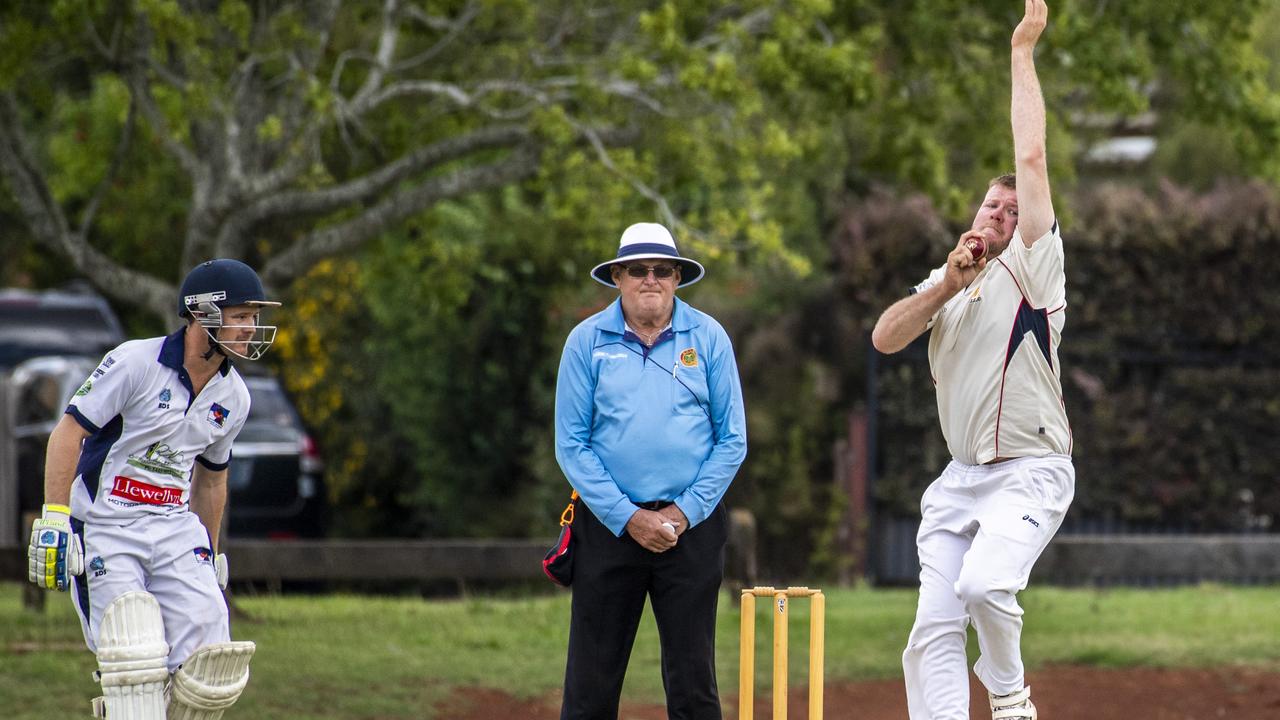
{"left": 902, "top": 454, "right": 1074, "bottom": 720}
{"left": 71, "top": 512, "right": 230, "bottom": 673}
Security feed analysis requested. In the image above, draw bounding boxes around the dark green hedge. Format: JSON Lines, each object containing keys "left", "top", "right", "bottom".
{"left": 836, "top": 182, "right": 1280, "bottom": 531}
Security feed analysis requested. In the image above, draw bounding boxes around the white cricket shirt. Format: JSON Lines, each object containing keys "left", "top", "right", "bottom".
{"left": 65, "top": 328, "right": 251, "bottom": 524}
{"left": 913, "top": 222, "right": 1072, "bottom": 465}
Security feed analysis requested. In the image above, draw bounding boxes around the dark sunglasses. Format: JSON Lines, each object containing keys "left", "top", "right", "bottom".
{"left": 623, "top": 263, "right": 677, "bottom": 279}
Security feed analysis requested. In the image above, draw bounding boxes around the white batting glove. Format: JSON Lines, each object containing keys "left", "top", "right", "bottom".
{"left": 215, "top": 553, "right": 229, "bottom": 590}
{"left": 28, "top": 504, "right": 84, "bottom": 591}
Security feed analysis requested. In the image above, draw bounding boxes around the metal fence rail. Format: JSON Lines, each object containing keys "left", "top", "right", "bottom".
{"left": 0, "top": 539, "right": 552, "bottom": 584}
{"left": 872, "top": 518, "right": 1280, "bottom": 586}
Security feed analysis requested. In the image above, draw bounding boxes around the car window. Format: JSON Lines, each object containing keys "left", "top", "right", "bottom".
{"left": 240, "top": 378, "right": 304, "bottom": 443}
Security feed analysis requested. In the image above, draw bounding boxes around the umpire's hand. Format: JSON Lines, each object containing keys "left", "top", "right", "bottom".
{"left": 626, "top": 509, "right": 679, "bottom": 553}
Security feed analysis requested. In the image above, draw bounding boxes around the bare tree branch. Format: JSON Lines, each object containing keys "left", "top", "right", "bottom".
{"left": 0, "top": 93, "right": 175, "bottom": 322}
{"left": 331, "top": 49, "right": 379, "bottom": 95}
{"left": 364, "top": 79, "right": 474, "bottom": 109}
{"left": 223, "top": 54, "right": 265, "bottom": 188}
{"left": 574, "top": 120, "right": 711, "bottom": 247}
{"left": 78, "top": 98, "right": 137, "bottom": 236}
{"left": 83, "top": 16, "right": 121, "bottom": 61}
{"left": 125, "top": 68, "right": 202, "bottom": 178}
{"left": 215, "top": 125, "right": 532, "bottom": 256}
{"left": 239, "top": 125, "right": 325, "bottom": 199}
{"left": 351, "top": 0, "right": 402, "bottom": 109}
{"left": 359, "top": 78, "right": 578, "bottom": 120}
{"left": 293, "top": 0, "right": 342, "bottom": 80}
{"left": 393, "top": 2, "right": 479, "bottom": 73}
{"left": 261, "top": 145, "right": 542, "bottom": 285}
{"left": 0, "top": 94, "right": 72, "bottom": 250}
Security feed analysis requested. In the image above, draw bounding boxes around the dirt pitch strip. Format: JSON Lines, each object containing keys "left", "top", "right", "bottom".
{"left": 434, "top": 665, "right": 1280, "bottom": 719}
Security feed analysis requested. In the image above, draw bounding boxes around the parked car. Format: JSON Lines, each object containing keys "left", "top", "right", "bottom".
{"left": 0, "top": 285, "right": 325, "bottom": 544}
{"left": 226, "top": 373, "right": 326, "bottom": 539}
{"left": 0, "top": 285, "right": 126, "bottom": 371}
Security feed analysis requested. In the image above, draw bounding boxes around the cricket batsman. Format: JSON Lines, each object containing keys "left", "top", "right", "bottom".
{"left": 27, "top": 259, "right": 277, "bottom": 719}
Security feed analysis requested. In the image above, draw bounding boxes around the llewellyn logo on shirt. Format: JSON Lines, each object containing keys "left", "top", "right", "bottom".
{"left": 110, "top": 476, "right": 182, "bottom": 506}
{"left": 207, "top": 402, "right": 229, "bottom": 428}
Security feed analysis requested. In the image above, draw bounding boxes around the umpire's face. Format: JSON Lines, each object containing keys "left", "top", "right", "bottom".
{"left": 612, "top": 260, "right": 681, "bottom": 320}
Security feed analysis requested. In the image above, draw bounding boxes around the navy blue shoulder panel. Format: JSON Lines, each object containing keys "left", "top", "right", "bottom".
{"left": 75, "top": 415, "right": 124, "bottom": 501}
{"left": 1005, "top": 299, "right": 1052, "bottom": 370}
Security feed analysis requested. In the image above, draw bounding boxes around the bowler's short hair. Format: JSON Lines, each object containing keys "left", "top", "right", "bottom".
{"left": 989, "top": 173, "right": 1016, "bottom": 190}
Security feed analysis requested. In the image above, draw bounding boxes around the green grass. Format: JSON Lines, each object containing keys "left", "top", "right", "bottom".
{"left": 1, "top": 583, "right": 1277, "bottom": 718}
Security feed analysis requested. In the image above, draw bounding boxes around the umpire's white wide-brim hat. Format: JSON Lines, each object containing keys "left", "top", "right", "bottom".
{"left": 590, "top": 223, "right": 706, "bottom": 288}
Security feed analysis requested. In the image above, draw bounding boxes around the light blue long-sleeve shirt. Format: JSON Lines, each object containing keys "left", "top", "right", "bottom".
{"left": 554, "top": 297, "right": 748, "bottom": 536}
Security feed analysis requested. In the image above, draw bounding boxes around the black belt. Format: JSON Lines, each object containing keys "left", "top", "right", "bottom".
{"left": 636, "top": 500, "right": 674, "bottom": 510}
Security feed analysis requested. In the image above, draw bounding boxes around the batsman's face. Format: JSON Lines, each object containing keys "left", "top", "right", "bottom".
{"left": 215, "top": 304, "right": 262, "bottom": 354}
{"left": 971, "top": 185, "right": 1019, "bottom": 257}
{"left": 613, "top": 261, "right": 680, "bottom": 320}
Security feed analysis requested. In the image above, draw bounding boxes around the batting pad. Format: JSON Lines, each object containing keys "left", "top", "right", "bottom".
{"left": 166, "top": 641, "right": 256, "bottom": 720}
{"left": 93, "top": 591, "right": 170, "bottom": 720}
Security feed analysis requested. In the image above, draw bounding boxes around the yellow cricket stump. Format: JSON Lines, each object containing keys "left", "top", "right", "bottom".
{"left": 739, "top": 586, "right": 825, "bottom": 720}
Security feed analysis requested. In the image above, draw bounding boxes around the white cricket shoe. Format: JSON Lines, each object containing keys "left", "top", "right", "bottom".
{"left": 990, "top": 685, "right": 1037, "bottom": 720}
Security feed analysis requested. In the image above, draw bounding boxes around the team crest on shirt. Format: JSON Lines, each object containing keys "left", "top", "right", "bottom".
{"left": 90, "top": 556, "right": 107, "bottom": 578}
{"left": 967, "top": 285, "right": 983, "bottom": 303}
{"left": 193, "top": 547, "right": 213, "bottom": 565}
{"left": 158, "top": 388, "right": 171, "bottom": 409}
{"left": 680, "top": 348, "right": 698, "bottom": 367}
{"left": 207, "top": 403, "right": 229, "bottom": 428}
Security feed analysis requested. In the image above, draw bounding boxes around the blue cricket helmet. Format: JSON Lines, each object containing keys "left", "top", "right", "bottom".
{"left": 178, "top": 259, "right": 281, "bottom": 360}
{"left": 178, "top": 259, "right": 277, "bottom": 317}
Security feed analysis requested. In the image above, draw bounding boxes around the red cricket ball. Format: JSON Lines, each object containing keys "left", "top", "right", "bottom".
{"left": 965, "top": 235, "right": 987, "bottom": 261}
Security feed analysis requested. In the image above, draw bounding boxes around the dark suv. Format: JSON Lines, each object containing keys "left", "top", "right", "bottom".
{"left": 226, "top": 374, "right": 326, "bottom": 539}
{"left": 0, "top": 286, "right": 126, "bottom": 370}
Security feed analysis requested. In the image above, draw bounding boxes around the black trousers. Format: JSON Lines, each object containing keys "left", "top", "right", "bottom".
{"left": 560, "top": 502, "right": 728, "bottom": 720}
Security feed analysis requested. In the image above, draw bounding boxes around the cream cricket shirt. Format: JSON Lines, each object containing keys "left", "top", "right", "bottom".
{"left": 65, "top": 328, "right": 251, "bottom": 524}
{"left": 912, "top": 222, "right": 1072, "bottom": 465}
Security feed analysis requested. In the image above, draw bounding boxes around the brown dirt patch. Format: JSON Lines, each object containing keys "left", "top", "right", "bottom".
{"left": 435, "top": 665, "right": 1280, "bottom": 719}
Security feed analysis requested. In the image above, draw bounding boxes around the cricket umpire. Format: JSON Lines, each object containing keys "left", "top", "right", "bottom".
{"left": 870, "top": 2, "right": 1073, "bottom": 718}
{"left": 554, "top": 222, "right": 748, "bottom": 720}
{"left": 27, "top": 258, "right": 276, "bottom": 719}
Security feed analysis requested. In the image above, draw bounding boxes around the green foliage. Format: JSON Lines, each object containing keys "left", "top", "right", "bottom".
{"left": 1064, "top": 182, "right": 1280, "bottom": 527}
{"left": 357, "top": 192, "right": 575, "bottom": 536}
